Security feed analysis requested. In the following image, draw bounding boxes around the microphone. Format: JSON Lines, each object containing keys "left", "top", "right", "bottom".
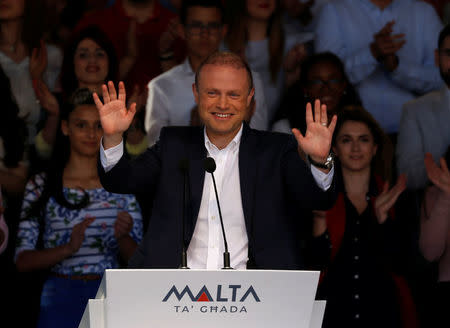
{"left": 203, "top": 157, "right": 233, "bottom": 270}
{"left": 178, "top": 158, "right": 190, "bottom": 269}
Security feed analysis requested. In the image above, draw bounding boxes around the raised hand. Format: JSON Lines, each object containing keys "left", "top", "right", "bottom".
{"left": 67, "top": 217, "right": 95, "bottom": 254}
{"left": 424, "top": 153, "right": 450, "bottom": 195}
{"left": 93, "top": 81, "right": 136, "bottom": 148}
{"left": 114, "top": 211, "right": 133, "bottom": 240}
{"left": 33, "top": 79, "right": 59, "bottom": 116}
{"left": 370, "top": 21, "right": 405, "bottom": 71}
{"left": 371, "top": 21, "right": 405, "bottom": 57}
{"left": 374, "top": 174, "right": 407, "bottom": 224}
{"left": 29, "top": 40, "right": 47, "bottom": 81}
{"left": 292, "top": 99, "right": 337, "bottom": 167}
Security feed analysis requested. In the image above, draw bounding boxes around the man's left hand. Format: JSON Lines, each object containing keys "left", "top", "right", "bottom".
{"left": 292, "top": 99, "right": 337, "bottom": 166}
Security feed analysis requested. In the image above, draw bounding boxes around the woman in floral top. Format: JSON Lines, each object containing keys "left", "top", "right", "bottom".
{"left": 15, "top": 88, "right": 143, "bottom": 328}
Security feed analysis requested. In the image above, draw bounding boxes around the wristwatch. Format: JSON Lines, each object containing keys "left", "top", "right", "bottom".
{"left": 307, "top": 152, "right": 334, "bottom": 170}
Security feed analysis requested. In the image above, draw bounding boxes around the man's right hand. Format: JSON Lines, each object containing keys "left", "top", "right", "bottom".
{"left": 93, "top": 81, "right": 137, "bottom": 149}
{"left": 370, "top": 21, "right": 405, "bottom": 65}
{"left": 66, "top": 217, "right": 95, "bottom": 255}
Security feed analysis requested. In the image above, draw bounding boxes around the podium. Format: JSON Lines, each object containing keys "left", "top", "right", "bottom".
{"left": 79, "top": 269, "right": 326, "bottom": 328}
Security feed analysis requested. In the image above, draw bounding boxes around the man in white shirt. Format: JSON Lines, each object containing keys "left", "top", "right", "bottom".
{"left": 95, "top": 51, "right": 337, "bottom": 270}
{"left": 145, "top": 0, "right": 269, "bottom": 146}
{"left": 397, "top": 24, "right": 450, "bottom": 190}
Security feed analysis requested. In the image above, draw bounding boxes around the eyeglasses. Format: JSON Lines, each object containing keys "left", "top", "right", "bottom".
{"left": 307, "top": 79, "right": 345, "bottom": 89}
{"left": 186, "top": 22, "right": 222, "bottom": 36}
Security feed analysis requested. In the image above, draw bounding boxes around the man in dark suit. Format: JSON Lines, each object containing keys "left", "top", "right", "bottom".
{"left": 94, "top": 51, "right": 337, "bottom": 270}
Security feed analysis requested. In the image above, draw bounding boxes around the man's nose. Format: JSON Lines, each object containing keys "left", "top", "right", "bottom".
{"left": 217, "top": 95, "right": 228, "bottom": 110}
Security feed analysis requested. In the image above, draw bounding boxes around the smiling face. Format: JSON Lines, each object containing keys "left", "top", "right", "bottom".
{"left": 73, "top": 38, "right": 109, "bottom": 88}
{"left": 61, "top": 104, "right": 103, "bottom": 158}
{"left": 304, "top": 61, "right": 347, "bottom": 116}
{"left": 333, "top": 120, "right": 378, "bottom": 173}
{"left": 193, "top": 63, "right": 254, "bottom": 146}
{"left": 181, "top": 6, "right": 226, "bottom": 61}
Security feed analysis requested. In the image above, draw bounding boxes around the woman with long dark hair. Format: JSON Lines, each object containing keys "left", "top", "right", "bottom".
{"left": 307, "top": 107, "right": 417, "bottom": 328}
{"left": 15, "top": 88, "right": 143, "bottom": 328}
{"left": 224, "top": 0, "right": 308, "bottom": 122}
{"left": 34, "top": 25, "right": 119, "bottom": 158}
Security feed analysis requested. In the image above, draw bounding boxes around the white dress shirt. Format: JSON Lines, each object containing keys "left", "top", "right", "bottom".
{"left": 144, "top": 58, "right": 269, "bottom": 146}
{"left": 100, "top": 125, "right": 334, "bottom": 269}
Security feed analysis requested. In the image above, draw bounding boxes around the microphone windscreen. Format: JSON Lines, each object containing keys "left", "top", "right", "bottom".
{"left": 178, "top": 158, "right": 190, "bottom": 173}
{"left": 204, "top": 157, "right": 216, "bottom": 173}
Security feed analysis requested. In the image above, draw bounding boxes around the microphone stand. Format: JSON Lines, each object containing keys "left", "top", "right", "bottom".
{"left": 179, "top": 159, "right": 190, "bottom": 269}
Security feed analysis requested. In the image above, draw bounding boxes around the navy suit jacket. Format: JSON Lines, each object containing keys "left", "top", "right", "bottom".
{"left": 98, "top": 124, "right": 337, "bottom": 269}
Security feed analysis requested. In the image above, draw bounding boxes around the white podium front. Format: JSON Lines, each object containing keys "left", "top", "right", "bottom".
{"left": 79, "top": 269, "right": 325, "bottom": 328}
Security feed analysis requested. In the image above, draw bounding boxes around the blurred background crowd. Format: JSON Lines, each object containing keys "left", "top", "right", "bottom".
{"left": 0, "top": 0, "right": 449, "bottom": 327}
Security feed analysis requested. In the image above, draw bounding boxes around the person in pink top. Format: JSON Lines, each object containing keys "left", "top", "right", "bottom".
{"left": 420, "top": 149, "right": 450, "bottom": 327}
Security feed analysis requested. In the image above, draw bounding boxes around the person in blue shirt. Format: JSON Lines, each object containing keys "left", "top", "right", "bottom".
{"left": 315, "top": 0, "right": 443, "bottom": 135}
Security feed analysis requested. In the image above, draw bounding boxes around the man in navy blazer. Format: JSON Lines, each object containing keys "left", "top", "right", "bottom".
{"left": 95, "top": 51, "right": 338, "bottom": 270}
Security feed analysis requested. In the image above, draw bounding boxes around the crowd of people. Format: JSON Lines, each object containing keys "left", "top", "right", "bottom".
{"left": 0, "top": 0, "right": 449, "bottom": 327}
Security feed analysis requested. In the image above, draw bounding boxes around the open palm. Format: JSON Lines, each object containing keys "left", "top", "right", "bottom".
{"left": 292, "top": 100, "right": 337, "bottom": 162}
{"left": 424, "top": 152, "right": 450, "bottom": 195}
{"left": 93, "top": 81, "right": 136, "bottom": 136}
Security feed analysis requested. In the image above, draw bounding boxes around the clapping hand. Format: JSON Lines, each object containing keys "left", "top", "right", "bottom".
{"left": 114, "top": 211, "right": 133, "bottom": 240}
{"left": 371, "top": 21, "right": 405, "bottom": 71}
{"left": 424, "top": 152, "right": 450, "bottom": 195}
{"left": 93, "top": 81, "right": 136, "bottom": 148}
{"left": 29, "top": 40, "right": 47, "bottom": 81}
{"left": 374, "top": 174, "right": 407, "bottom": 224}
{"left": 67, "top": 217, "right": 95, "bottom": 254}
{"left": 292, "top": 99, "right": 337, "bottom": 170}
{"left": 33, "top": 79, "right": 59, "bottom": 116}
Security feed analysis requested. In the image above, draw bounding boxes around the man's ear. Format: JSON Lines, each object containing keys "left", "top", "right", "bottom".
{"left": 61, "top": 120, "right": 69, "bottom": 136}
{"left": 192, "top": 83, "right": 199, "bottom": 104}
{"left": 246, "top": 87, "right": 255, "bottom": 107}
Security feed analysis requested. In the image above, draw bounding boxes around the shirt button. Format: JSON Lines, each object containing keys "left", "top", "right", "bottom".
{"left": 354, "top": 237, "right": 359, "bottom": 242}
{"left": 355, "top": 314, "right": 360, "bottom": 319}
{"left": 211, "top": 216, "right": 215, "bottom": 220}
{"left": 354, "top": 294, "right": 359, "bottom": 300}
{"left": 354, "top": 274, "right": 359, "bottom": 279}
{"left": 354, "top": 255, "right": 359, "bottom": 260}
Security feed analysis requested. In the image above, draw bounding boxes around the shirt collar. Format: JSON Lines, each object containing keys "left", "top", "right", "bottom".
{"left": 181, "top": 57, "right": 195, "bottom": 75}
{"left": 204, "top": 123, "right": 243, "bottom": 155}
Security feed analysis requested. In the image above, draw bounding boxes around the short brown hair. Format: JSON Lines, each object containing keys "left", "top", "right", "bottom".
{"left": 194, "top": 51, "right": 254, "bottom": 93}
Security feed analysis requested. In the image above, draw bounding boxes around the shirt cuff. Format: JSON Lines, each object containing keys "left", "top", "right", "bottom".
{"left": 310, "top": 164, "right": 334, "bottom": 191}
{"left": 100, "top": 138, "right": 124, "bottom": 172}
